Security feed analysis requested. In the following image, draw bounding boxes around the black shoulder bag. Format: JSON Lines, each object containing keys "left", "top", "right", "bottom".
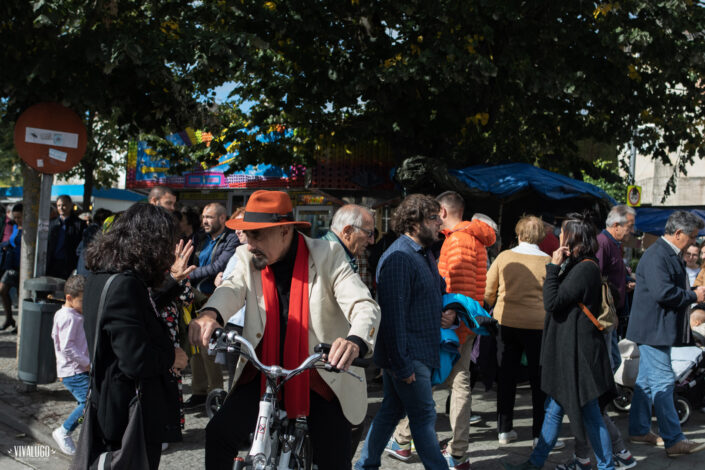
{"left": 71, "top": 274, "right": 151, "bottom": 470}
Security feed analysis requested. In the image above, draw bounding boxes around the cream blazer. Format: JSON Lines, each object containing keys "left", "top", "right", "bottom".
{"left": 202, "top": 234, "right": 381, "bottom": 425}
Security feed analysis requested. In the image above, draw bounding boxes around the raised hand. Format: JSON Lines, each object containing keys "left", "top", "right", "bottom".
{"left": 171, "top": 239, "right": 197, "bottom": 281}
{"left": 551, "top": 246, "right": 570, "bottom": 266}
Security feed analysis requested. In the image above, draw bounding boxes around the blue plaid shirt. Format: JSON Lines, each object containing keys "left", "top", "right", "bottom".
{"left": 374, "top": 234, "right": 445, "bottom": 379}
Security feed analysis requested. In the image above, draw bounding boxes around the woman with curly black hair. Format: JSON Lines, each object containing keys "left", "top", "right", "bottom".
{"left": 504, "top": 213, "right": 616, "bottom": 470}
{"left": 82, "top": 203, "right": 189, "bottom": 469}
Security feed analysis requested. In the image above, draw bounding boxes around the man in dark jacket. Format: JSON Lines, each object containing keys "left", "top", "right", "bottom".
{"left": 190, "top": 203, "right": 240, "bottom": 295}
{"left": 627, "top": 210, "right": 705, "bottom": 456}
{"left": 356, "top": 194, "right": 457, "bottom": 469}
{"left": 47, "top": 195, "right": 86, "bottom": 279}
{"left": 185, "top": 202, "right": 240, "bottom": 408}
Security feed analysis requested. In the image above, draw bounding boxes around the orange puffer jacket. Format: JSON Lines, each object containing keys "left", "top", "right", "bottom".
{"left": 438, "top": 219, "right": 496, "bottom": 343}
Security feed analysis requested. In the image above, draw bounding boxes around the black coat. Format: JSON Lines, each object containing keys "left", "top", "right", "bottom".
{"left": 627, "top": 237, "right": 696, "bottom": 347}
{"left": 83, "top": 272, "right": 181, "bottom": 445}
{"left": 540, "top": 258, "right": 615, "bottom": 442}
{"left": 47, "top": 213, "right": 86, "bottom": 278}
{"left": 75, "top": 223, "right": 101, "bottom": 276}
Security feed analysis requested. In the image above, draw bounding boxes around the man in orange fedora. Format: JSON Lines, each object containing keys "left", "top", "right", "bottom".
{"left": 189, "top": 190, "right": 381, "bottom": 469}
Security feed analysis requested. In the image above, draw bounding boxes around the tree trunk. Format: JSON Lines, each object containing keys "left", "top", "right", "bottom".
{"left": 17, "top": 163, "right": 40, "bottom": 361}
{"left": 19, "top": 163, "right": 40, "bottom": 302}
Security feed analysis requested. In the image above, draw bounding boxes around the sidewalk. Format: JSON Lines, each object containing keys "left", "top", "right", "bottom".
{"left": 1, "top": 320, "right": 704, "bottom": 469}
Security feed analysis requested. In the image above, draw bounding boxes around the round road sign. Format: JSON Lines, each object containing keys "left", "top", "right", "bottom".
{"left": 627, "top": 185, "right": 641, "bottom": 207}
{"left": 13, "top": 102, "right": 87, "bottom": 174}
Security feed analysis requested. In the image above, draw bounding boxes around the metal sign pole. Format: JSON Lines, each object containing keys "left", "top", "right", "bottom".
{"left": 33, "top": 173, "right": 53, "bottom": 278}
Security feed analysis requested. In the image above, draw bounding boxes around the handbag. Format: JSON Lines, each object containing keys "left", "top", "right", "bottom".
{"left": 71, "top": 274, "right": 150, "bottom": 470}
{"left": 578, "top": 259, "right": 618, "bottom": 332}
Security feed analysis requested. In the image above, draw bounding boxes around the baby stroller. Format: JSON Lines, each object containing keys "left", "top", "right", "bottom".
{"left": 612, "top": 339, "right": 705, "bottom": 425}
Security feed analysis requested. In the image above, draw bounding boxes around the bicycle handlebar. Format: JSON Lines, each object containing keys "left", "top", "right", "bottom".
{"left": 313, "top": 343, "right": 371, "bottom": 369}
{"left": 209, "top": 328, "right": 365, "bottom": 383}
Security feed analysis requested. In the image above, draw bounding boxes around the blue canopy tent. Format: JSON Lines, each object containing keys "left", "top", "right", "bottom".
{"left": 449, "top": 163, "right": 617, "bottom": 205}
{"left": 634, "top": 207, "right": 705, "bottom": 236}
{"left": 395, "top": 159, "right": 616, "bottom": 247}
{"left": 445, "top": 163, "right": 616, "bottom": 246}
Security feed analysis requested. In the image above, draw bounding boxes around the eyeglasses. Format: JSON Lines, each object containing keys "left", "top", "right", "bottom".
{"left": 352, "top": 225, "right": 375, "bottom": 239}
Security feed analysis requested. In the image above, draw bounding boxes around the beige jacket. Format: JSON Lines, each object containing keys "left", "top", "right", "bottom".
{"left": 485, "top": 249, "right": 550, "bottom": 330}
{"left": 203, "top": 234, "right": 381, "bottom": 425}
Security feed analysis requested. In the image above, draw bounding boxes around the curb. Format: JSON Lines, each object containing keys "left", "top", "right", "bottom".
{"left": 0, "top": 399, "right": 72, "bottom": 466}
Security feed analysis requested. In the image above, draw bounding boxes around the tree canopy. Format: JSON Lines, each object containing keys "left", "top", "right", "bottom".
{"left": 1, "top": 0, "right": 221, "bottom": 131}
{"left": 3, "top": 1, "right": 705, "bottom": 189}
{"left": 0, "top": 0, "right": 228, "bottom": 199}
{"left": 175, "top": 0, "right": 705, "bottom": 186}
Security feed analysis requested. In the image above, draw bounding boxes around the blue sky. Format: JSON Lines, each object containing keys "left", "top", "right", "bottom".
{"left": 212, "top": 82, "right": 236, "bottom": 102}
{"left": 212, "top": 81, "right": 255, "bottom": 112}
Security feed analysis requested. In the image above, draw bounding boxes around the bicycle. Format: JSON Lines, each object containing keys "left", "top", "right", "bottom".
{"left": 209, "top": 327, "right": 367, "bottom": 469}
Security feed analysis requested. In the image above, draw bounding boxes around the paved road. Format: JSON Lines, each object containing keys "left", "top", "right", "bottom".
{"left": 159, "top": 373, "right": 705, "bottom": 469}
{"left": 2, "top": 324, "right": 705, "bottom": 469}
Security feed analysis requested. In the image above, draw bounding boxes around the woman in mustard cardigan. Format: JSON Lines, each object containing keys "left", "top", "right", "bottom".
{"left": 485, "top": 215, "right": 552, "bottom": 446}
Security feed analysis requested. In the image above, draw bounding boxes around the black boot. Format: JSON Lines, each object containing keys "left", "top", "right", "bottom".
{"left": 1, "top": 318, "right": 15, "bottom": 331}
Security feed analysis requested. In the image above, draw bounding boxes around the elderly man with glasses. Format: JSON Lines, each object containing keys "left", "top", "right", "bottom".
{"left": 627, "top": 210, "right": 705, "bottom": 456}
{"left": 322, "top": 204, "right": 376, "bottom": 274}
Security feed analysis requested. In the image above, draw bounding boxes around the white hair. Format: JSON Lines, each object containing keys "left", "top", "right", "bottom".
{"left": 471, "top": 213, "right": 498, "bottom": 232}
{"left": 330, "top": 204, "right": 373, "bottom": 233}
{"left": 605, "top": 205, "right": 636, "bottom": 227}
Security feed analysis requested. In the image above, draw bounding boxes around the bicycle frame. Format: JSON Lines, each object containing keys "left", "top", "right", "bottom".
{"left": 210, "top": 329, "right": 362, "bottom": 470}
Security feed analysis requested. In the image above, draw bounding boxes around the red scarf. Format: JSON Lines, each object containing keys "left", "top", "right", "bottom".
{"left": 260, "top": 234, "right": 310, "bottom": 418}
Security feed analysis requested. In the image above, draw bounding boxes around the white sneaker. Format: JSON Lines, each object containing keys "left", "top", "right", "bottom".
{"left": 52, "top": 427, "right": 76, "bottom": 456}
{"left": 533, "top": 437, "right": 566, "bottom": 451}
{"left": 498, "top": 429, "right": 518, "bottom": 445}
{"left": 161, "top": 442, "right": 169, "bottom": 451}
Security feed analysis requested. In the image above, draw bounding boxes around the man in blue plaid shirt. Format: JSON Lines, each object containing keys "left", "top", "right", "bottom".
{"left": 356, "top": 194, "right": 457, "bottom": 470}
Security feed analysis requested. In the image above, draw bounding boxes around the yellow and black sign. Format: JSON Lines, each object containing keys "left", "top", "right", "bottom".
{"left": 627, "top": 185, "right": 641, "bottom": 207}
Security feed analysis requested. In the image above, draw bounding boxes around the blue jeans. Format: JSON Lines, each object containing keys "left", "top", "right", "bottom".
{"left": 61, "top": 372, "right": 90, "bottom": 433}
{"left": 531, "top": 397, "right": 614, "bottom": 470}
{"left": 629, "top": 344, "right": 684, "bottom": 448}
{"left": 355, "top": 361, "right": 446, "bottom": 470}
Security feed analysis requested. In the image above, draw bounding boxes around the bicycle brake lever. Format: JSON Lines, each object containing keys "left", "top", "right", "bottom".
{"left": 343, "top": 369, "right": 364, "bottom": 382}
{"left": 322, "top": 363, "right": 363, "bottom": 382}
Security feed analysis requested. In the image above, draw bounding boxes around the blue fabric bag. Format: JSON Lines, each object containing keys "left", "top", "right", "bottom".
{"left": 431, "top": 328, "right": 460, "bottom": 385}
{"left": 431, "top": 294, "right": 495, "bottom": 385}
{"left": 443, "top": 293, "right": 494, "bottom": 336}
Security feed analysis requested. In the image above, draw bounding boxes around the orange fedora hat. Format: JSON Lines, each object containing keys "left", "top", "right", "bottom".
{"left": 226, "top": 190, "right": 311, "bottom": 231}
